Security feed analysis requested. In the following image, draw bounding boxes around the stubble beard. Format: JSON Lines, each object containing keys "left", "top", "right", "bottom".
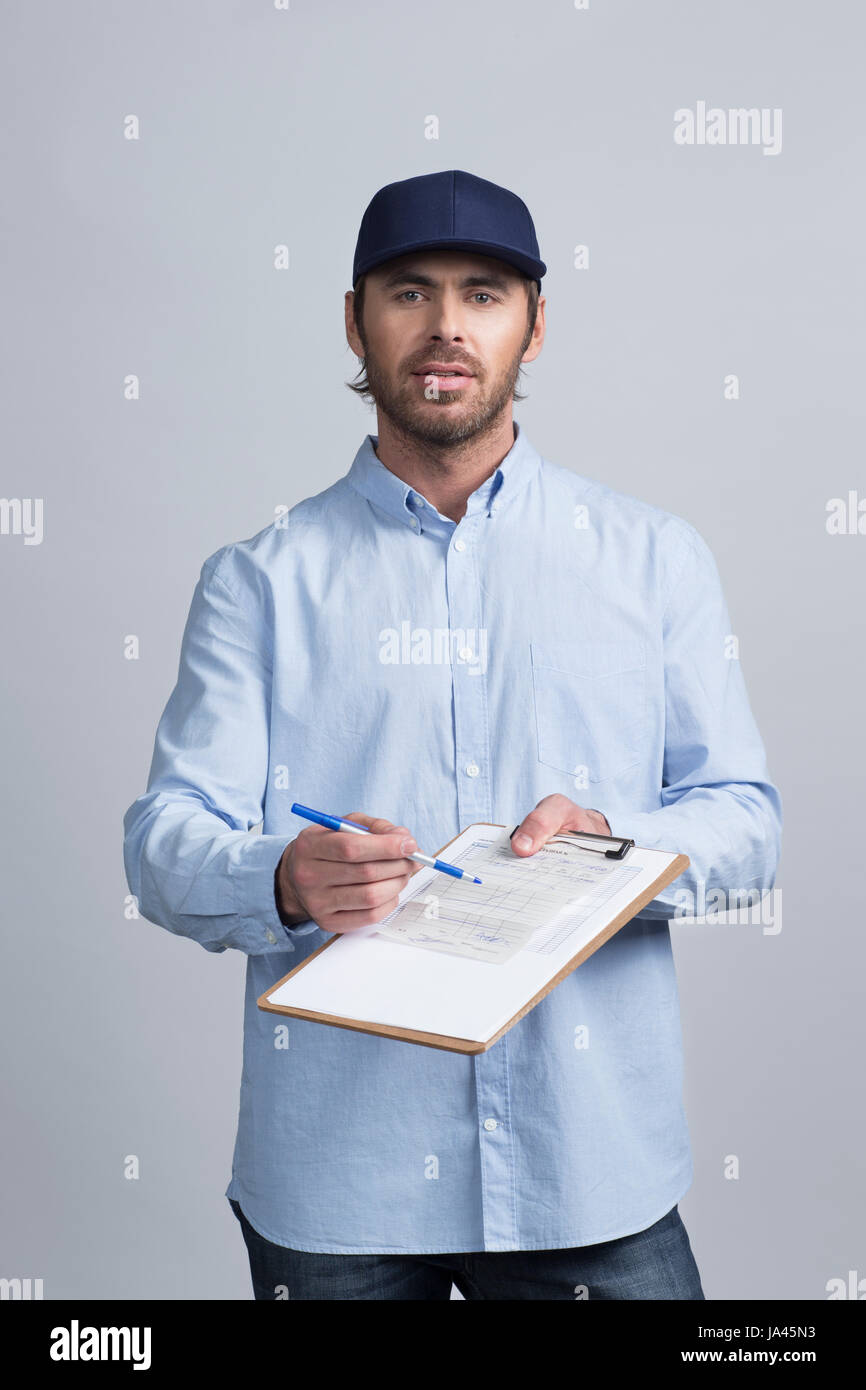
{"left": 361, "top": 347, "right": 525, "bottom": 449}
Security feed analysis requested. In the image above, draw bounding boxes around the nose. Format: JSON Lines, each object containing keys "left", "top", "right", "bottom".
{"left": 425, "top": 290, "right": 469, "bottom": 347}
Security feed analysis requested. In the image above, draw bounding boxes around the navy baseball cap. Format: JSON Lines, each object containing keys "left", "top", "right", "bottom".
{"left": 352, "top": 169, "right": 546, "bottom": 293}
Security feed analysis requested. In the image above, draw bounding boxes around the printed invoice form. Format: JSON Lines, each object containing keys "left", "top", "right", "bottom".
{"left": 374, "top": 831, "right": 642, "bottom": 965}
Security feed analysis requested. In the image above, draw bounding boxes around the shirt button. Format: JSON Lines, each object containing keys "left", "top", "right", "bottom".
{"left": 458, "top": 646, "right": 474, "bottom": 662}
{"left": 483, "top": 1118, "right": 498, "bottom": 1132}
{"left": 454, "top": 539, "right": 466, "bottom": 552}
{"left": 265, "top": 929, "right": 278, "bottom": 944}
{"left": 465, "top": 762, "right": 479, "bottom": 777}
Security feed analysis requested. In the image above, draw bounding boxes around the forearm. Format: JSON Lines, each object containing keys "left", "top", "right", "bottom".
{"left": 123, "top": 553, "right": 325, "bottom": 953}
{"left": 123, "top": 791, "right": 316, "bottom": 953}
{"left": 608, "top": 779, "right": 782, "bottom": 919}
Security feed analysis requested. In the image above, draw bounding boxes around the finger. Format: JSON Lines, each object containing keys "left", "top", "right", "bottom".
{"left": 510, "top": 794, "right": 574, "bottom": 854}
{"left": 303, "top": 855, "right": 423, "bottom": 886}
{"left": 314, "top": 821, "right": 418, "bottom": 864}
{"left": 296, "top": 813, "right": 397, "bottom": 851}
{"left": 317, "top": 900, "right": 407, "bottom": 934}
{"left": 324, "top": 871, "right": 414, "bottom": 917}
{"left": 339, "top": 812, "right": 397, "bottom": 834}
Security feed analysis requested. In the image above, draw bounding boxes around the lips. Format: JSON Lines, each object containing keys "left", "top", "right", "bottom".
{"left": 412, "top": 364, "right": 475, "bottom": 391}
{"left": 413, "top": 371, "right": 474, "bottom": 392}
{"left": 413, "top": 367, "right": 473, "bottom": 377}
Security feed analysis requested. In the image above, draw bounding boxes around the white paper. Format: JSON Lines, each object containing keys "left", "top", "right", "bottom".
{"left": 373, "top": 834, "right": 640, "bottom": 964}
{"left": 264, "top": 825, "right": 681, "bottom": 1044}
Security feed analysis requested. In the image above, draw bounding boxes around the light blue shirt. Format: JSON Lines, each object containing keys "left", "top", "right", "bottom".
{"left": 123, "top": 422, "right": 782, "bottom": 1254}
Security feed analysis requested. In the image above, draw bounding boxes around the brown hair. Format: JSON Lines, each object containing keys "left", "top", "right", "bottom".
{"left": 346, "top": 273, "right": 540, "bottom": 403}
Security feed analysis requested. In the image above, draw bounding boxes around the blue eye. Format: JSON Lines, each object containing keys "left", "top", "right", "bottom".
{"left": 396, "top": 290, "right": 495, "bottom": 304}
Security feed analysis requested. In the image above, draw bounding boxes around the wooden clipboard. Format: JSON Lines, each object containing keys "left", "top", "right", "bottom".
{"left": 257, "top": 824, "right": 689, "bottom": 1055}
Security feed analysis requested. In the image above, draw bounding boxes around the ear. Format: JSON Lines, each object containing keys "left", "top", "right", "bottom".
{"left": 344, "top": 290, "right": 363, "bottom": 357}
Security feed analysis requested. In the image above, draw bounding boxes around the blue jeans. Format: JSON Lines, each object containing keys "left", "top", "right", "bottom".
{"left": 228, "top": 1199, "right": 705, "bottom": 1300}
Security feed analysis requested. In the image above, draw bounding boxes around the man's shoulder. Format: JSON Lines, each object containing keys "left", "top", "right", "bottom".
{"left": 537, "top": 453, "right": 702, "bottom": 552}
{"left": 197, "top": 479, "right": 352, "bottom": 600}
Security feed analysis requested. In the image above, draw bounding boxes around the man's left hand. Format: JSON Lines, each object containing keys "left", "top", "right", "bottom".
{"left": 511, "top": 794, "right": 611, "bottom": 855}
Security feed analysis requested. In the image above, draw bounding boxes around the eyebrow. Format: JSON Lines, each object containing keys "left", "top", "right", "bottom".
{"left": 378, "top": 267, "right": 514, "bottom": 294}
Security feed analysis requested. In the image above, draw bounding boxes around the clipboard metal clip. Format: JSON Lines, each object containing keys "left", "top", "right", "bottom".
{"left": 509, "top": 825, "right": 635, "bottom": 861}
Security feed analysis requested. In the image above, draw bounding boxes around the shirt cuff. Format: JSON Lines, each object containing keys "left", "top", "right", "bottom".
{"left": 230, "top": 833, "right": 321, "bottom": 946}
{"left": 601, "top": 809, "right": 670, "bottom": 851}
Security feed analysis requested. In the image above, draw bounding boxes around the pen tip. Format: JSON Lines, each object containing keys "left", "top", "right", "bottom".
{"left": 474, "top": 876, "right": 483, "bottom": 884}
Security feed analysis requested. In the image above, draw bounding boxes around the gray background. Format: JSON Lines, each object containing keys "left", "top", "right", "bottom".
{"left": 1, "top": 0, "right": 862, "bottom": 1300}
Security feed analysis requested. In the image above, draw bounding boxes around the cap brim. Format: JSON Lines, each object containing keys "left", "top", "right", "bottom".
{"left": 354, "top": 238, "right": 546, "bottom": 287}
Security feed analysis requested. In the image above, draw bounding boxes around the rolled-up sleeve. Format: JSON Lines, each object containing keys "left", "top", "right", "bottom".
{"left": 608, "top": 524, "right": 782, "bottom": 918}
{"left": 122, "top": 553, "right": 318, "bottom": 954}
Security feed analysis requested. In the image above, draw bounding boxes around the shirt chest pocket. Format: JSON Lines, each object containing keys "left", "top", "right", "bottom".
{"left": 529, "top": 639, "right": 647, "bottom": 784}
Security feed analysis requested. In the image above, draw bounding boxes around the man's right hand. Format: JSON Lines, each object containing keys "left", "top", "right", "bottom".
{"left": 275, "top": 813, "right": 423, "bottom": 934}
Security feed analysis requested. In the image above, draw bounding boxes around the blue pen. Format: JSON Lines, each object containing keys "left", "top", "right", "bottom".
{"left": 290, "top": 803, "right": 483, "bottom": 884}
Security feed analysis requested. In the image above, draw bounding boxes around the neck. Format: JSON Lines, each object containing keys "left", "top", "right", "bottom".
{"left": 372, "top": 412, "right": 517, "bottom": 523}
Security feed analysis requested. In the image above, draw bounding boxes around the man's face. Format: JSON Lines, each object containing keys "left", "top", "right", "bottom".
{"left": 346, "top": 250, "right": 544, "bottom": 446}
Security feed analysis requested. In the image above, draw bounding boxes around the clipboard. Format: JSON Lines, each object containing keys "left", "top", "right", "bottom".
{"left": 258, "top": 823, "right": 689, "bottom": 1055}
{"left": 514, "top": 825, "right": 635, "bottom": 860}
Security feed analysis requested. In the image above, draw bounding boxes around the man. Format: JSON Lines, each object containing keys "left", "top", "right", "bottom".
{"left": 123, "top": 169, "right": 781, "bottom": 1300}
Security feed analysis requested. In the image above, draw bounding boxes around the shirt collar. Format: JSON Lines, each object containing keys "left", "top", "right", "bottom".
{"left": 345, "top": 420, "right": 542, "bottom": 535}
